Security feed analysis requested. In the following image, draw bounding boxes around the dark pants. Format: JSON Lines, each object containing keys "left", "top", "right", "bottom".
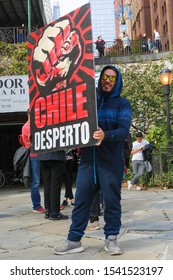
{"left": 40, "top": 160, "right": 65, "bottom": 214}
{"left": 98, "top": 48, "right": 104, "bottom": 57}
{"left": 68, "top": 163, "right": 122, "bottom": 241}
{"left": 89, "top": 189, "right": 100, "bottom": 223}
{"left": 155, "top": 39, "right": 161, "bottom": 51}
{"left": 63, "top": 159, "right": 74, "bottom": 200}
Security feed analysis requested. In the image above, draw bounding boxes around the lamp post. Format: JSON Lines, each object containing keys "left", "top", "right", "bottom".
{"left": 121, "top": 0, "right": 125, "bottom": 25}
{"left": 28, "top": 0, "right": 31, "bottom": 34}
{"left": 160, "top": 68, "right": 172, "bottom": 186}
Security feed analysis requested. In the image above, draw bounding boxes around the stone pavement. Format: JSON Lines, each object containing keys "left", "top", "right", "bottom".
{"left": 0, "top": 184, "right": 173, "bottom": 260}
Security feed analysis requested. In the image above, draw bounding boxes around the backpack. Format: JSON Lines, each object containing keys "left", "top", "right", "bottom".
{"left": 18, "top": 134, "right": 25, "bottom": 147}
{"left": 13, "top": 147, "right": 30, "bottom": 178}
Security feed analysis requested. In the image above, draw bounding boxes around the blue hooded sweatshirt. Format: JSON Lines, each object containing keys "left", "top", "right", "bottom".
{"left": 80, "top": 65, "right": 132, "bottom": 179}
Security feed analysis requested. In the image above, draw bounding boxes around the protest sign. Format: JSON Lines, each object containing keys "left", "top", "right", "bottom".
{"left": 28, "top": 3, "right": 97, "bottom": 153}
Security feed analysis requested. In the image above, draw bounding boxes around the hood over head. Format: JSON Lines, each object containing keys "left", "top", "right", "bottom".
{"left": 97, "top": 65, "right": 123, "bottom": 98}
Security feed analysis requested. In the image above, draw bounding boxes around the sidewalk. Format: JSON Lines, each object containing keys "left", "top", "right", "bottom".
{"left": 0, "top": 184, "right": 173, "bottom": 260}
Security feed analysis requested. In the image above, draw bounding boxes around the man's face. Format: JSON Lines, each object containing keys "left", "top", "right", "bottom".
{"left": 137, "top": 137, "right": 142, "bottom": 143}
{"left": 101, "top": 68, "right": 117, "bottom": 93}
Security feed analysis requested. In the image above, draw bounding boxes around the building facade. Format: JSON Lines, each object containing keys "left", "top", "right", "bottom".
{"left": 90, "top": 0, "right": 116, "bottom": 43}
{"left": 51, "top": 0, "right": 60, "bottom": 21}
{"left": 124, "top": 0, "right": 173, "bottom": 51}
{"left": 149, "top": 0, "right": 173, "bottom": 51}
{"left": 131, "top": 0, "right": 151, "bottom": 39}
{"left": 43, "top": 0, "right": 53, "bottom": 24}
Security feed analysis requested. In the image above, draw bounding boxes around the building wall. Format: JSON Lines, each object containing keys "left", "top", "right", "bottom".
{"left": 131, "top": 0, "right": 152, "bottom": 39}
{"left": 149, "top": 0, "right": 173, "bottom": 51}
{"left": 43, "top": 0, "right": 53, "bottom": 24}
{"left": 90, "top": 0, "right": 116, "bottom": 42}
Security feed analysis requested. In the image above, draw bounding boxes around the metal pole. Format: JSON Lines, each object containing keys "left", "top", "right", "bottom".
{"left": 28, "top": 0, "right": 31, "bottom": 34}
{"left": 121, "top": 0, "right": 125, "bottom": 25}
{"left": 164, "top": 85, "right": 172, "bottom": 187}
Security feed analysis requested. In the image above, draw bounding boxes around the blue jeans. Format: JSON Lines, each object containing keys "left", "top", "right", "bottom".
{"left": 30, "top": 157, "right": 41, "bottom": 210}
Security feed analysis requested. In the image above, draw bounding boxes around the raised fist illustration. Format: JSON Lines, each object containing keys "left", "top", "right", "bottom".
{"left": 32, "top": 18, "right": 82, "bottom": 93}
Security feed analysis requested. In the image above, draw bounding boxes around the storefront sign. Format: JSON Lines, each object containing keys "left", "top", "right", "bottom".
{"left": 0, "top": 75, "right": 29, "bottom": 113}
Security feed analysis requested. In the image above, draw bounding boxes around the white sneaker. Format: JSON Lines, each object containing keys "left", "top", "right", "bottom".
{"left": 86, "top": 221, "right": 101, "bottom": 231}
{"left": 136, "top": 186, "right": 141, "bottom": 191}
{"left": 127, "top": 181, "right": 132, "bottom": 190}
{"left": 54, "top": 240, "right": 84, "bottom": 255}
{"left": 105, "top": 235, "right": 122, "bottom": 255}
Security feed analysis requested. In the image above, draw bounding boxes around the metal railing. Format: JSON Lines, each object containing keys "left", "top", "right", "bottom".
{"left": 94, "top": 36, "right": 173, "bottom": 57}
{"left": 127, "top": 147, "right": 173, "bottom": 188}
{"left": 151, "top": 147, "right": 173, "bottom": 188}
{"left": 0, "top": 27, "right": 172, "bottom": 58}
{"left": 0, "top": 26, "right": 37, "bottom": 44}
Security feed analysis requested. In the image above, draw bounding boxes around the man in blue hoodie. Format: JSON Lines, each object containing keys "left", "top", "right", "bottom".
{"left": 54, "top": 65, "right": 132, "bottom": 255}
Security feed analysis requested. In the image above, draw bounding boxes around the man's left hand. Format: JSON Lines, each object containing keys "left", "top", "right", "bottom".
{"left": 93, "top": 127, "right": 105, "bottom": 146}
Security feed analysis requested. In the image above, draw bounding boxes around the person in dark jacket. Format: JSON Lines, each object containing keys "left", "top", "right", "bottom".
{"left": 38, "top": 151, "right": 68, "bottom": 220}
{"left": 141, "top": 33, "right": 148, "bottom": 53}
{"left": 95, "top": 36, "right": 105, "bottom": 57}
{"left": 54, "top": 65, "right": 132, "bottom": 255}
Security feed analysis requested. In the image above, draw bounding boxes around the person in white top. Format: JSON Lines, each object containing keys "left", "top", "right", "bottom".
{"left": 128, "top": 132, "right": 149, "bottom": 191}
{"left": 153, "top": 29, "right": 161, "bottom": 52}
{"left": 122, "top": 33, "right": 131, "bottom": 55}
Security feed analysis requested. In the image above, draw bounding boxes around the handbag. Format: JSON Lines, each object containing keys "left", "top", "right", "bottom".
{"left": 144, "top": 160, "right": 152, "bottom": 173}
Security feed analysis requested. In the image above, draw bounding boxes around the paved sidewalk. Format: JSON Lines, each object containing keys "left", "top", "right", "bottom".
{"left": 0, "top": 185, "right": 173, "bottom": 260}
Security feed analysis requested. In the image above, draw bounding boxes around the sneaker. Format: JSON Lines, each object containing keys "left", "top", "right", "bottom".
{"left": 127, "top": 181, "right": 133, "bottom": 190}
{"left": 70, "top": 199, "right": 75, "bottom": 207}
{"left": 44, "top": 210, "right": 50, "bottom": 219}
{"left": 60, "top": 204, "right": 65, "bottom": 210}
{"left": 54, "top": 240, "right": 84, "bottom": 255}
{"left": 136, "top": 186, "right": 142, "bottom": 191}
{"left": 62, "top": 200, "right": 68, "bottom": 207}
{"left": 105, "top": 235, "right": 122, "bottom": 255}
{"left": 49, "top": 213, "right": 68, "bottom": 220}
{"left": 32, "top": 207, "right": 46, "bottom": 213}
{"left": 86, "top": 221, "right": 101, "bottom": 231}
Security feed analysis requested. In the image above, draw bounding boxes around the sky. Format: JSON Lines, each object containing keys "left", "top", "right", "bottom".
{"left": 50, "top": 0, "right": 89, "bottom": 16}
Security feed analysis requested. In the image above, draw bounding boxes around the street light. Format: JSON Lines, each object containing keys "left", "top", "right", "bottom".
{"left": 121, "top": 0, "right": 125, "bottom": 25}
{"left": 160, "top": 68, "right": 172, "bottom": 186}
{"left": 28, "top": 0, "right": 31, "bottom": 34}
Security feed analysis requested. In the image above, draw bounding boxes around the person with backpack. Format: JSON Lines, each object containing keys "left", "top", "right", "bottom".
{"left": 95, "top": 36, "right": 105, "bottom": 58}
{"left": 21, "top": 109, "right": 45, "bottom": 213}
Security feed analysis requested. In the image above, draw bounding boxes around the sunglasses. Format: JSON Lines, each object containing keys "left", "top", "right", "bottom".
{"left": 102, "top": 74, "right": 117, "bottom": 82}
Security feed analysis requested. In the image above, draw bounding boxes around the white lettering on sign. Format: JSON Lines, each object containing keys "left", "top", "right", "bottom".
{"left": 34, "top": 121, "right": 90, "bottom": 151}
